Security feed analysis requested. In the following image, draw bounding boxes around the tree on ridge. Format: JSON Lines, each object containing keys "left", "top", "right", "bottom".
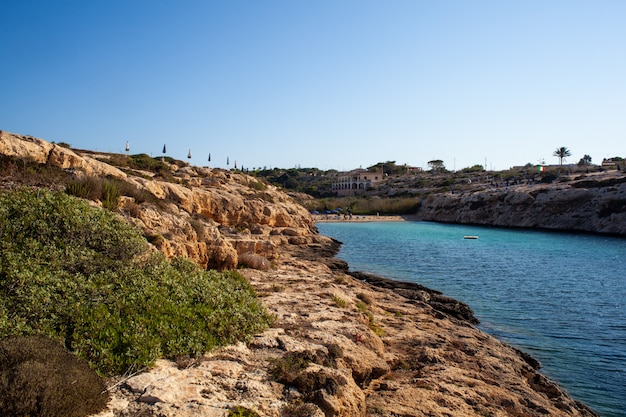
{"left": 553, "top": 147, "right": 572, "bottom": 165}
{"left": 578, "top": 155, "right": 592, "bottom": 166}
{"left": 428, "top": 159, "right": 446, "bottom": 172}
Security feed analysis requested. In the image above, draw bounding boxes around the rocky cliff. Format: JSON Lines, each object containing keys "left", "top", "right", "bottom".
{"left": 0, "top": 130, "right": 323, "bottom": 271}
{"left": 0, "top": 130, "right": 598, "bottom": 416}
{"left": 414, "top": 173, "right": 626, "bottom": 236}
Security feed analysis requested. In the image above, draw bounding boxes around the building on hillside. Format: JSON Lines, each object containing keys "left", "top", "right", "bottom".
{"left": 332, "top": 169, "right": 383, "bottom": 196}
{"left": 601, "top": 158, "right": 623, "bottom": 170}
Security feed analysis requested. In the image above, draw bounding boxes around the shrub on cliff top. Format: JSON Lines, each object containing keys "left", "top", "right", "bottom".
{"left": 66, "top": 175, "right": 158, "bottom": 210}
{"left": 0, "top": 188, "right": 272, "bottom": 375}
{"left": 0, "top": 335, "right": 108, "bottom": 417}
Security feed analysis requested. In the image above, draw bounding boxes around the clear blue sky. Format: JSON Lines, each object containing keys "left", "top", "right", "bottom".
{"left": 2, "top": 0, "right": 625, "bottom": 171}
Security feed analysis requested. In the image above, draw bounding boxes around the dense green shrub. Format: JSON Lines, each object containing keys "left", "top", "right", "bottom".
{"left": 0, "top": 188, "right": 272, "bottom": 375}
{"left": 66, "top": 175, "right": 104, "bottom": 200}
{"left": 101, "top": 180, "right": 120, "bottom": 210}
{"left": 0, "top": 335, "right": 108, "bottom": 417}
{"left": 129, "top": 153, "right": 168, "bottom": 171}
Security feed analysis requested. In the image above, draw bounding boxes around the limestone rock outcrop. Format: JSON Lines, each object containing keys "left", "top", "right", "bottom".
{"left": 0, "top": 130, "right": 599, "bottom": 416}
{"left": 1, "top": 130, "right": 320, "bottom": 270}
{"left": 94, "top": 254, "right": 596, "bottom": 417}
{"left": 0, "top": 130, "right": 127, "bottom": 179}
{"left": 416, "top": 172, "right": 626, "bottom": 236}
{"left": 415, "top": 173, "right": 626, "bottom": 236}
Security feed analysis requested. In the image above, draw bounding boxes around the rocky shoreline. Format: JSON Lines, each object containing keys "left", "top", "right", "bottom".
{"left": 346, "top": 270, "right": 479, "bottom": 325}
{"left": 0, "top": 131, "right": 601, "bottom": 416}
{"left": 95, "top": 245, "right": 598, "bottom": 417}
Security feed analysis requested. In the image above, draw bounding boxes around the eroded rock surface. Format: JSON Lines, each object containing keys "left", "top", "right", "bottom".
{"left": 0, "top": 131, "right": 599, "bottom": 416}
{"left": 1, "top": 130, "right": 321, "bottom": 270}
{"left": 94, "top": 252, "right": 597, "bottom": 417}
{"left": 415, "top": 173, "right": 626, "bottom": 235}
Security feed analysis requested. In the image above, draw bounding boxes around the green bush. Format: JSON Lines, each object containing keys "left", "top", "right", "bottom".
{"left": 249, "top": 179, "right": 267, "bottom": 191}
{"left": 66, "top": 176, "right": 142, "bottom": 210}
{"left": 66, "top": 176, "right": 104, "bottom": 200}
{"left": 0, "top": 335, "right": 108, "bottom": 417}
{"left": 101, "top": 180, "right": 120, "bottom": 210}
{"left": 129, "top": 153, "right": 168, "bottom": 171}
{"left": 0, "top": 188, "right": 272, "bottom": 375}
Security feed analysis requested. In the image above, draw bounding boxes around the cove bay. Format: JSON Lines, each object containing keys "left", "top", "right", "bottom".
{"left": 317, "top": 221, "right": 626, "bottom": 417}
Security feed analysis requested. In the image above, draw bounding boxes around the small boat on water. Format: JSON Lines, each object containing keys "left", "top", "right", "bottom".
{"left": 463, "top": 235, "right": 479, "bottom": 239}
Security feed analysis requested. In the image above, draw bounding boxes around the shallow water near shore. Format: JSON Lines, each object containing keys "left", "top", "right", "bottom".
{"left": 317, "top": 221, "right": 626, "bottom": 417}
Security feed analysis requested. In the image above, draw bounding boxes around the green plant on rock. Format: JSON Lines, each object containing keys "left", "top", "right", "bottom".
{"left": 228, "top": 406, "right": 260, "bottom": 417}
{"left": 101, "top": 180, "right": 120, "bottom": 210}
{"left": 250, "top": 179, "right": 267, "bottom": 191}
{"left": 65, "top": 176, "right": 102, "bottom": 200}
{"left": 354, "top": 298, "right": 384, "bottom": 336}
{"left": 65, "top": 180, "right": 90, "bottom": 199}
{"left": 66, "top": 176, "right": 145, "bottom": 211}
{"left": 0, "top": 188, "right": 272, "bottom": 376}
{"left": 332, "top": 295, "right": 347, "bottom": 308}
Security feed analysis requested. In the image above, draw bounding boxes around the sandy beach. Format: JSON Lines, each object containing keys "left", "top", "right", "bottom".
{"left": 314, "top": 214, "right": 407, "bottom": 222}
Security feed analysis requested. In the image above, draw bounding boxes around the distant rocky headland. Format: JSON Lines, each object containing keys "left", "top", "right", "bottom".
{"left": 413, "top": 172, "right": 626, "bottom": 236}
{"left": 0, "top": 130, "right": 602, "bottom": 416}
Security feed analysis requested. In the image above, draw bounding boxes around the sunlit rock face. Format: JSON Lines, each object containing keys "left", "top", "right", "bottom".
{"left": 0, "top": 130, "right": 599, "bottom": 416}
{"left": 416, "top": 174, "right": 626, "bottom": 236}
{"left": 1, "top": 130, "right": 322, "bottom": 270}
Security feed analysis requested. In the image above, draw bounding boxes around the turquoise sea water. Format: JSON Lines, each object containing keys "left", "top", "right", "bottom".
{"left": 317, "top": 221, "right": 626, "bottom": 417}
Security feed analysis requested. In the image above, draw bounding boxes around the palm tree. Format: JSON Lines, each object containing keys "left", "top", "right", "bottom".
{"left": 553, "top": 147, "right": 571, "bottom": 165}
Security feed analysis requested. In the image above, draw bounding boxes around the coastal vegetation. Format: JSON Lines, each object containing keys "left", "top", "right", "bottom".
{"left": 0, "top": 131, "right": 616, "bottom": 416}
{"left": 250, "top": 158, "right": 625, "bottom": 216}
{"left": 554, "top": 146, "right": 572, "bottom": 165}
{"left": 304, "top": 196, "right": 420, "bottom": 216}
{"left": 65, "top": 174, "right": 159, "bottom": 211}
{"left": 0, "top": 188, "right": 272, "bottom": 378}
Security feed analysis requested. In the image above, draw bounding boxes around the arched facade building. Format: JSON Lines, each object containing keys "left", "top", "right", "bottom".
{"left": 332, "top": 169, "right": 383, "bottom": 196}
